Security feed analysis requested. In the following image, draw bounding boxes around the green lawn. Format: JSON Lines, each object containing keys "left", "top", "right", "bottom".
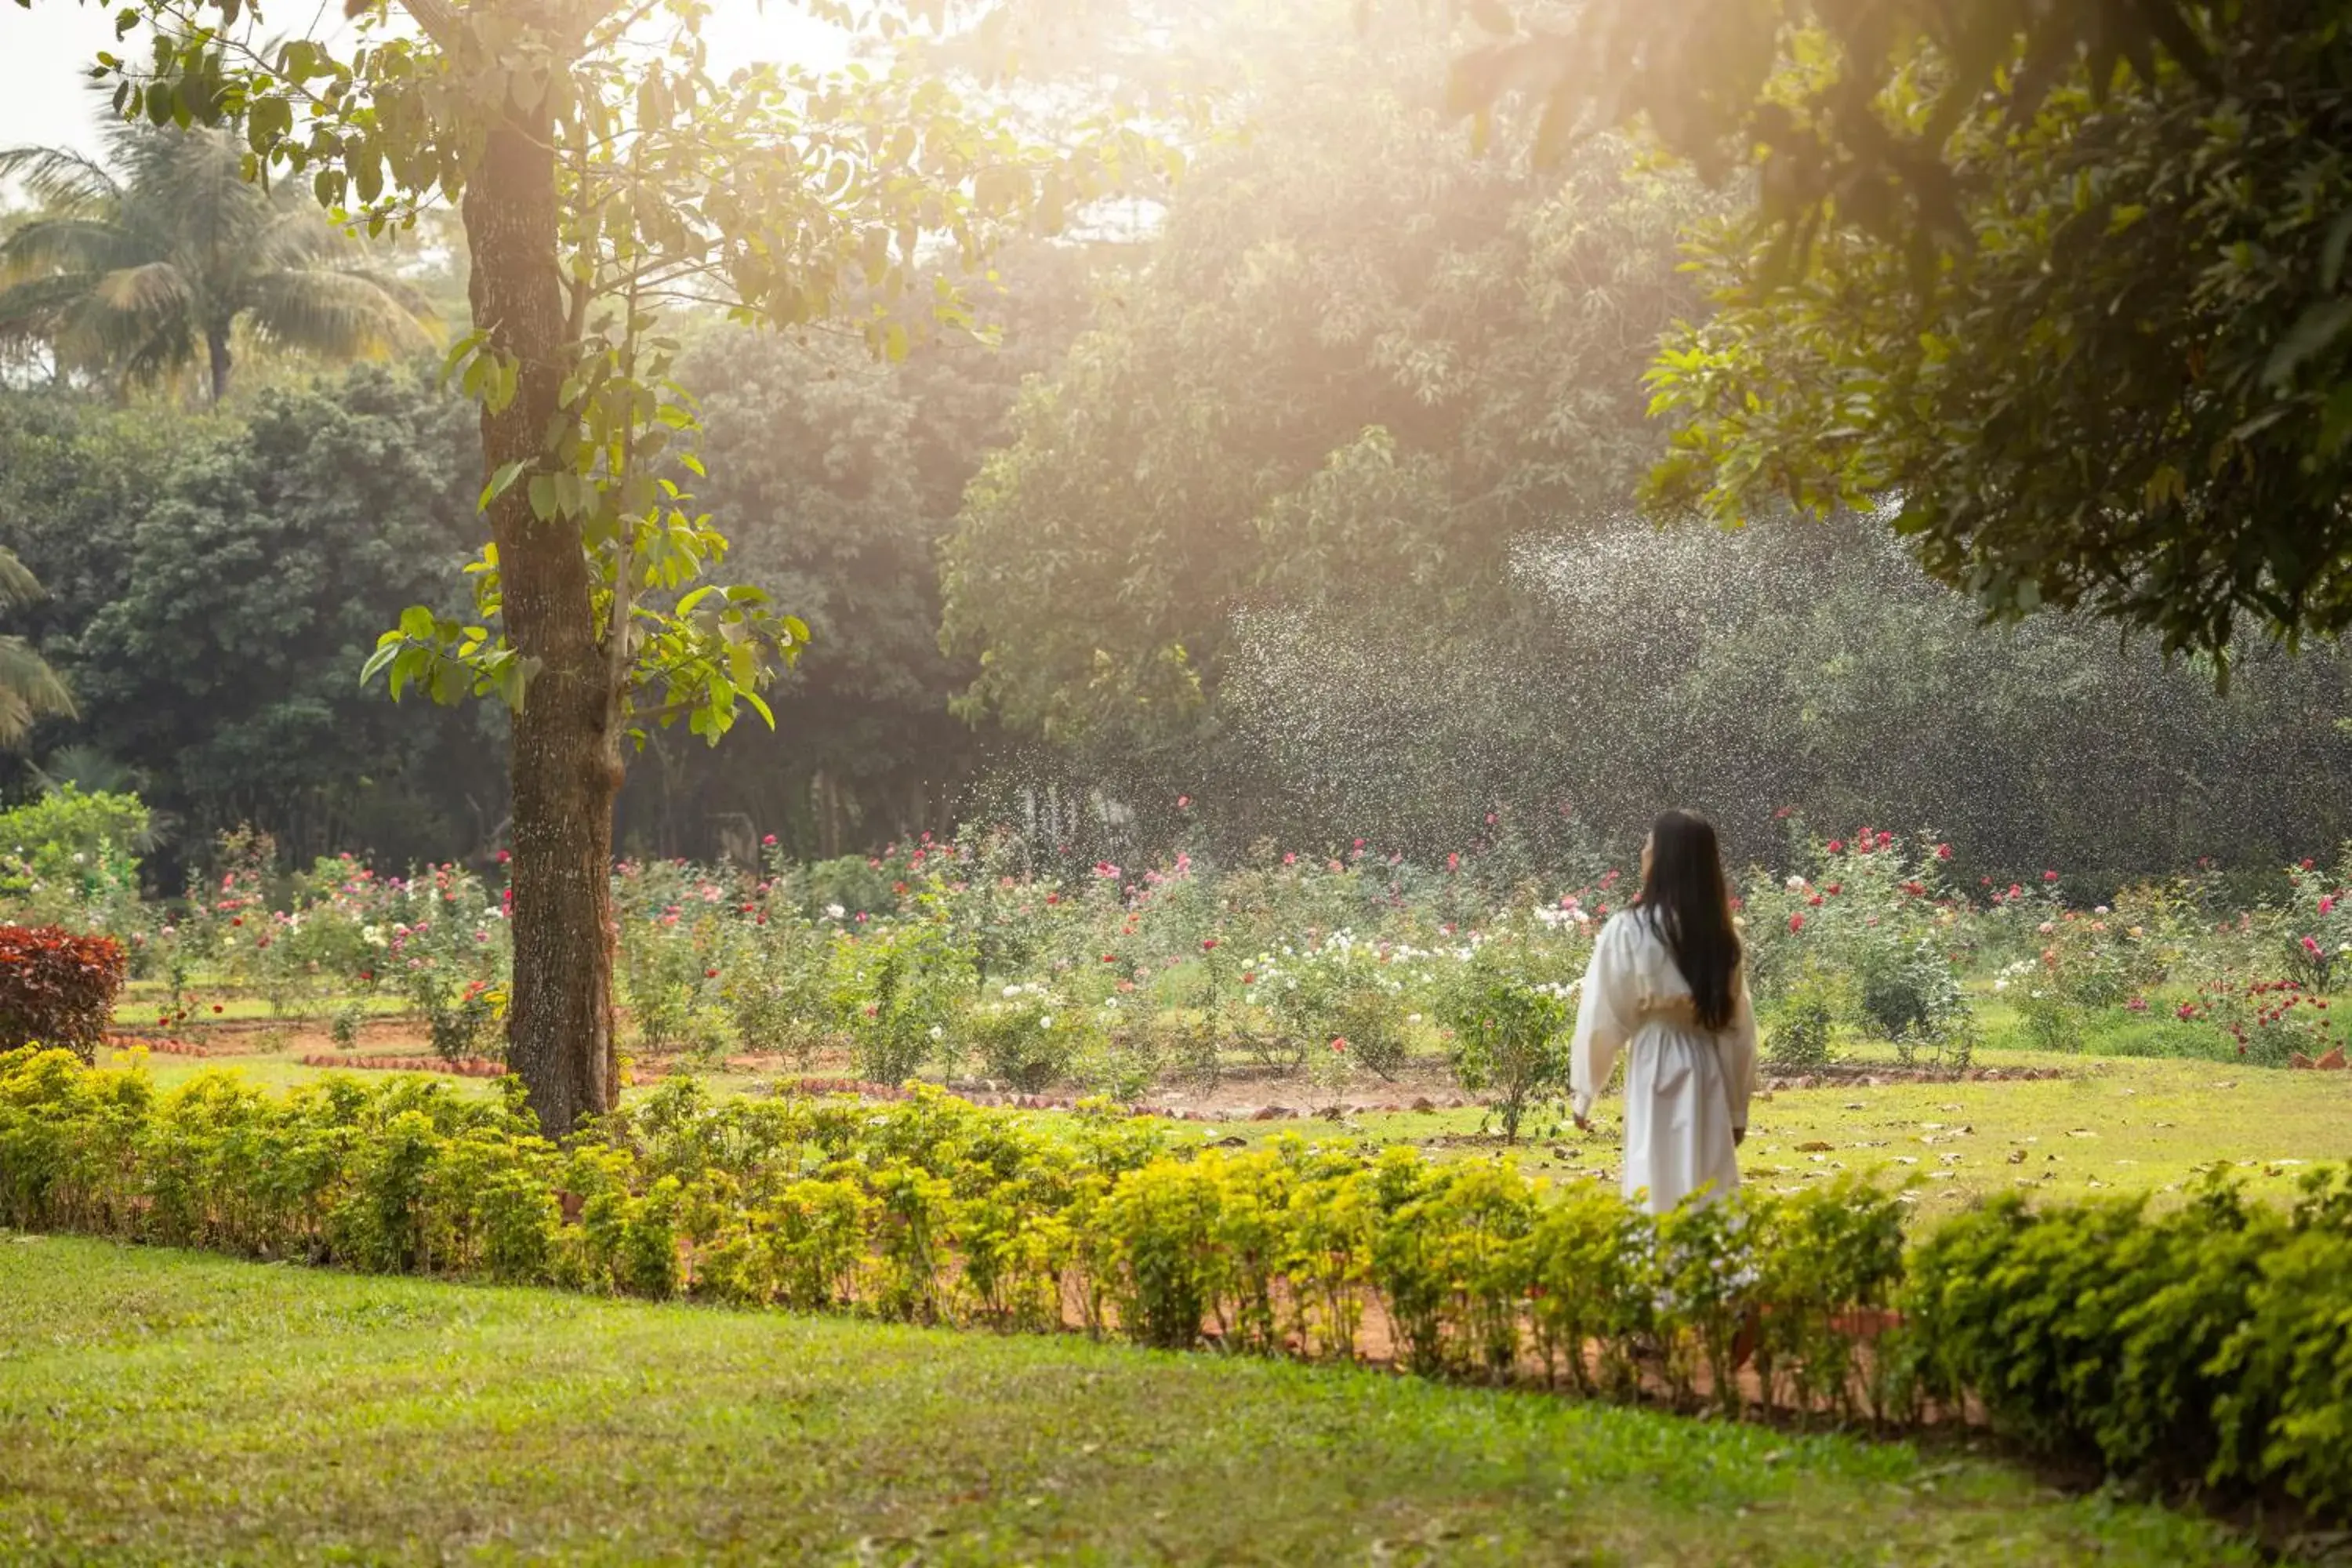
{"left": 0, "top": 1236, "right": 2257, "bottom": 1566}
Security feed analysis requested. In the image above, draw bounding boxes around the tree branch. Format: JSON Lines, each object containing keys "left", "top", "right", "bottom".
{"left": 385, "top": 0, "right": 461, "bottom": 50}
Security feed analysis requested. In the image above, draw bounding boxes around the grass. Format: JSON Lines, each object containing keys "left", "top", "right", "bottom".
{"left": 0, "top": 1236, "right": 2259, "bottom": 1566}
{"left": 1328, "top": 1051, "right": 2352, "bottom": 1222}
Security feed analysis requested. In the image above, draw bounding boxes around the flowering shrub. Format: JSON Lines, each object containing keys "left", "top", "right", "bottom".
{"left": 0, "top": 926, "right": 126, "bottom": 1062}
{"left": 0, "top": 788, "right": 150, "bottom": 948}
{"left": 826, "top": 920, "right": 971, "bottom": 1084}
{"left": 2191, "top": 977, "right": 2339, "bottom": 1067}
{"left": 9, "top": 792, "right": 2347, "bottom": 1090}
{"left": 1433, "top": 935, "right": 1578, "bottom": 1142}
{"left": 1744, "top": 830, "right": 1973, "bottom": 1065}
{"left": 2282, "top": 853, "right": 2350, "bottom": 993}
{"left": 376, "top": 867, "right": 510, "bottom": 1063}
{"left": 1763, "top": 960, "right": 1842, "bottom": 1070}
{"left": 711, "top": 905, "right": 833, "bottom": 1062}
{"left": 619, "top": 906, "right": 729, "bottom": 1059}
{"left": 1246, "top": 931, "right": 1422, "bottom": 1079}
{"left": 960, "top": 982, "right": 1081, "bottom": 1092}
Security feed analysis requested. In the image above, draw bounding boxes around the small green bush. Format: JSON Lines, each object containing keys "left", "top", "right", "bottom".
{"left": 1434, "top": 938, "right": 1575, "bottom": 1142}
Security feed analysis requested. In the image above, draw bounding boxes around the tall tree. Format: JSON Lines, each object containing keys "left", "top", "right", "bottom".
{"left": 74, "top": 0, "right": 1154, "bottom": 1134}
{"left": 0, "top": 114, "right": 435, "bottom": 402}
{"left": 1445, "top": 0, "right": 2352, "bottom": 657}
{"left": 0, "top": 372, "right": 505, "bottom": 872}
{"left": 942, "top": 18, "right": 1714, "bottom": 766}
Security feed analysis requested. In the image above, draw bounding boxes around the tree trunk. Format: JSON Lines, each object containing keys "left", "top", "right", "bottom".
{"left": 206, "top": 325, "right": 232, "bottom": 405}
{"left": 464, "top": 111, "right": 618, "bottom": 1138}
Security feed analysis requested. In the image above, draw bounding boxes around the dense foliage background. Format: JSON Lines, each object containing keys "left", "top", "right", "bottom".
{"left": 1, "top": 3, "right": 2347, "bottom": 895}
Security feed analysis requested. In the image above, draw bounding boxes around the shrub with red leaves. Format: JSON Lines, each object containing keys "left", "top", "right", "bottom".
{"left": 0, "top": 925, "right": 128, "bottom": 1062}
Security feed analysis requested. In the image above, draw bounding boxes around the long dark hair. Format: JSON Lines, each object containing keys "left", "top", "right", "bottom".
{"left": 1637, "top": 808, "right": 1742, "bottom": 1031}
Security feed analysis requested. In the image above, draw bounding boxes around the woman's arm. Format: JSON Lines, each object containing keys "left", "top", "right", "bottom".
{"left": 1720, "top": 966, "right": 1760, "bottom": 1142}
{"left": 1570, "top": 920, "right": 1632, "bottom": 1128}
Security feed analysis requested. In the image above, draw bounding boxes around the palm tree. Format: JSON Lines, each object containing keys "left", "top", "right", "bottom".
{"left": 0, "top": 548, "right": 72, "bottom": 749}
{"left": 0, "top": 111, "right": 436, "bottom": 403}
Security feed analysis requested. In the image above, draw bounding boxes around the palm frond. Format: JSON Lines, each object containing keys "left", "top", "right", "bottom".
{"left": 0, "top": 548, "right": 44, "bottom": 611}
{"left": 0, "top": 272, "right": 107, "bottom": 340}
{"left": 31, "top": 746, "right": 151, "bottom": 812}
{"left": 249, "top": 203, "right": 347, "bottom": 274}
{"left": 245, "top": 267, "right": 439, "bottom": 358}
{"left": 0, "top": 216, "right": 155, "bottom": 283}
{"left": 93, "top": 260, "right": 193, "bottom": 320}
{"left": 0, "top": 145, "right": 121, "bottom": 211}
{"left": 56, "top": 291, "right": 195, "bottom": 390}
{"left": 0, "top": 636, "right": 74, "bottom": 747}
{"left": 0, "top": 691, "right": 32, "bottom": 751}
{"left": 4, "top": 116, "right": 437, "bottom": 395}
{"left": 162, "top": 130, "right": 275, "bottom": 263}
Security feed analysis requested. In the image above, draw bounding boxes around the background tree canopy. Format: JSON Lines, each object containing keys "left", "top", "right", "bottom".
{"left": 0, "top": 0, "right": 2345, "bottom": 899}
{"left": 0, "top": 365, "right": 499, "bottom": 875}
{"left": 1450, "top": 0, "right": 2352, "bottom": 659}
{"left": 941, "top": 26, "right": 1721, "bottom": 767}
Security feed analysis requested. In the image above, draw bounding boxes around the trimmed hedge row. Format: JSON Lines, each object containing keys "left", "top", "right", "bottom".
{"left": 1906, "top": 1177, "right": 2352, "bottom": 1519}
{"left": 1, "top": 1047, "right": 2346, "bottom": 1523}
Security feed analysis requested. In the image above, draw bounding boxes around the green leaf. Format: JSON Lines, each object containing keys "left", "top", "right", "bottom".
{"left": 2264, "top": 299, "right": 2352, "bottom": 389}
{"left": 479, "top": 460, "right": 528, "bottom": 513}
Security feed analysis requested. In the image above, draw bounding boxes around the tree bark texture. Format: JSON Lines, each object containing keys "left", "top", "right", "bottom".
{"left": 464, "top": 111, "right": 619, "bottom": 1138}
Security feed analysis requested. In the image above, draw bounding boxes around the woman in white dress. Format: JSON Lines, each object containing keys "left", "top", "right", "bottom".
{"left": 1569, "top": 809, "right": 1759, "bottom": 1214}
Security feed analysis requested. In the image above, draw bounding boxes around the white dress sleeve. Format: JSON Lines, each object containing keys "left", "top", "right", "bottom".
{"left": 1570, "top": 916, "right": 1637, "bottom": 1120}
{"left": 1719, "top": 964, "right": 1759, "bottom": 1133}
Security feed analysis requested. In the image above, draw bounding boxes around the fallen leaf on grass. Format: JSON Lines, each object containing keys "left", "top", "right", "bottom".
{"left": 1796, "top": 1141, "right": 1835, "bottom": 1152}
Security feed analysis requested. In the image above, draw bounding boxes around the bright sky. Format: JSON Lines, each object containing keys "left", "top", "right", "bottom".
{"left": 0, "top": 2, "right": 851, "bottom": 159}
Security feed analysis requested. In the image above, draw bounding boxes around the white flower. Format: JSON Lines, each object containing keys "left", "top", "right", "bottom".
{"left": 1038, "top": 1014, "right": 1054, "bottom": 1031}
{"left": 1001, "top": 984, "right": 1021, "bottom": 999}
{"left": 825, "top": 903, "right": 846, "bottom": 920}
{"left": 928, "top": 1025, "right": 943, "bottom": 1041}
{"left": 1406, "top": 1013, "right": 1423, "bottom": 1025}
{"left": 1785, "top": 875, "right": 1806, "bottom": 893}
{"left": 2094, "top": 906, "right": 2111, "bottom": 916}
